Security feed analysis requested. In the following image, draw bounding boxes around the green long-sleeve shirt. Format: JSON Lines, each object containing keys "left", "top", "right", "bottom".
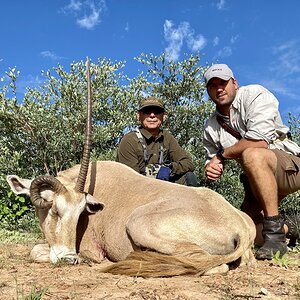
{"left": 116, "top": 127, "right": 194, "bottom": 179}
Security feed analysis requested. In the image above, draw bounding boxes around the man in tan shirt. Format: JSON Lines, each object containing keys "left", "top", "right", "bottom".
{"left": 203, "top": 63, "right": 300, "bottom": 260}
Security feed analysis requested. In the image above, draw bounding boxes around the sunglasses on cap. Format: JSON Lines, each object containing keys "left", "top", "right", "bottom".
{"left": 140, "top": 106, "right": 164, "bottom": 114}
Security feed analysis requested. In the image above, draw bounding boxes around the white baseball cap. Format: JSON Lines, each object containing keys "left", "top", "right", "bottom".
{"left": 204, "top": 64, "right": 234, "bottom": 85}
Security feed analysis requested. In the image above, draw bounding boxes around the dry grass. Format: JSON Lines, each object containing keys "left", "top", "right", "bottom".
{"left": 0, "top": 233, "right": 299, "bottom": 300}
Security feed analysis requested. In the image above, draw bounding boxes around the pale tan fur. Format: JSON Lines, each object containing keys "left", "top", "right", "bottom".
{"left": 7, "top": 161, "right": 256, "bottom": 277}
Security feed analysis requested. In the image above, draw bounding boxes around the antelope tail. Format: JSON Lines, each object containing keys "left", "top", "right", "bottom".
{"left": 102, "top": 234, "right": 252, "bottom": 277}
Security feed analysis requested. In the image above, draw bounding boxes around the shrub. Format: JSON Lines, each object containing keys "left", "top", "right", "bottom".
{"left": 0, "top": 191, "right": 39, "bottom": 232}
{"left": 0, "top": 54, "right": 299, "bottom": 231}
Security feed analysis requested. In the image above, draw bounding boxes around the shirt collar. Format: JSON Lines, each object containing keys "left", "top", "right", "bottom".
{"left": 139, "top": 126, "right": 164, "bottom": 141}
{"left": 215, "top": 110, "right": 229, "bottom": 121}
{"left": 231, "top": 90, "right": 240, "bottom": 110}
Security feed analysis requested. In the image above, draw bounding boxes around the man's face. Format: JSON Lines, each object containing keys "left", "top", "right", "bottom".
{"left": 137, "top": 106, "right": 165, "bottom": 133}
{"left": 207, "top": 78, "right": 238, "bottom": 111}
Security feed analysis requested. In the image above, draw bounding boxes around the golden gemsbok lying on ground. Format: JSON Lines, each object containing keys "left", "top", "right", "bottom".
{"left": 6, "top": 58, "right": 256, "bottom": 277}
{"left": 7, "top": 161, "right": 256, "bottom": 277}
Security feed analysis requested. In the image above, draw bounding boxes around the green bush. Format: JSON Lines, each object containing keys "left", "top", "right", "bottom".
{"left": 0, "top": 191, "right": 28, "bottom": 221}
{"left": 0, "top": 54, "right": 299, "bottom": 232}
{"left": 0, "top": 190, "right": 39, "bottom": 231}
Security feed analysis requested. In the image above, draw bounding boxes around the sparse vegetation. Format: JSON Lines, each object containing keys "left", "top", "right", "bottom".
{"left": 294, "top": 279, "right": 300, "bottom": 299}
{"left": 271, "top": 251, "right": 293, "bottom": 269}
{"left": 0, "top": 242, "right": 298, "bottom": 299}
{"left": 14, "top": 279, "right": 48, "bottom": 300}
{"left": 0, "top": 228, "right": 43, "bottom": 244}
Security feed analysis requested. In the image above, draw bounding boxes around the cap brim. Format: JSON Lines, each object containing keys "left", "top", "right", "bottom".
{"left": 138, "top": 104, "right": 165, "bottom": 111}
{"left": 205, "top": 75, "right": 232, "bottom": 86}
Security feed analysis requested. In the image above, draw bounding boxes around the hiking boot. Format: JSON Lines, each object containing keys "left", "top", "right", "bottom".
{"left": 284, "top": 214, "right": 300, "bottom": 247}
{"left": 256, "top": 215, "right": 287, "bottom": 260}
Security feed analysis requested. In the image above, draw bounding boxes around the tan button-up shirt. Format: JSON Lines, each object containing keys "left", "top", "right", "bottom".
{"left": 203, "top": 84, "right": 300, "bottom": 164}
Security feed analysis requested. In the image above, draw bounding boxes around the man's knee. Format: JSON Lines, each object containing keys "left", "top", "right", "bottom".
{"left": 242, "top": 147, "right": 262, "bottom": 163}
{"left": 241, "top": 148, "right": 276, "bottom": 170}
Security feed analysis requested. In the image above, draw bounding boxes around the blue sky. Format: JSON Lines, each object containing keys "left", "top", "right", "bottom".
{"left": 1, "top": 0, "right": 300, "bottom": 123}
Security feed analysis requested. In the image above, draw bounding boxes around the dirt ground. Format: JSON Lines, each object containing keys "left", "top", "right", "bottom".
{"left": 0, "top": 243, "right": 299, "bottom": 300}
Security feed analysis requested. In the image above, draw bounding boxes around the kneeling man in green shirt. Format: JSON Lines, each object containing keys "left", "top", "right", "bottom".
{"left": 116, "top": 96, "right": 198, "bottom": 186}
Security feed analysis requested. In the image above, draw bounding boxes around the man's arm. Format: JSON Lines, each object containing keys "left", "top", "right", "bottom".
{"left": 205, "top": 138, "right": 267, "bottom": 181}
{"left": 221, "top": 138, "right": 268, "bottom": 159}
{"left": 116, "top": 134, "right": 141, "bottom": 173}
{"left": 167, "top": 134, "right": 195, "bottom": 176}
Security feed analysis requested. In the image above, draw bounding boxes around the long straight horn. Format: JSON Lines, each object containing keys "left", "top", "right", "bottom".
{"left": 75, "top": 57, "right": 92, "bottom": 192}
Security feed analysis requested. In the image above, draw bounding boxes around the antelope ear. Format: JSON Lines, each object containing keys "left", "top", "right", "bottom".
{"left": 85, "top": 194, "right": 104, "bottom": 214}
{"left": 6, "top": 175, "right": 32, "bottom": 196}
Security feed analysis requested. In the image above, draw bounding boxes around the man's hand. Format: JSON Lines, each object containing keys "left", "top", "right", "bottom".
{"left": 205, "top": 156, "right": 224, "bottom": 181}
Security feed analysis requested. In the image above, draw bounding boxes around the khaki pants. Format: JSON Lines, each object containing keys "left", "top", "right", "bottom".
{"left": 240, "top": 149, "right": 300, "bottom": 224}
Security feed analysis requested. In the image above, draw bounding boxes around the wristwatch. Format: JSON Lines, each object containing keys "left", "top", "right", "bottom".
{"left": 216, "top": 147, "right": 226, "bottom": 161}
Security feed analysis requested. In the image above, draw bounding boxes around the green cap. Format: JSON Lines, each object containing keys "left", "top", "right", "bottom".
{"left": 138, "top": 96, "right": 165, "bottom": 111}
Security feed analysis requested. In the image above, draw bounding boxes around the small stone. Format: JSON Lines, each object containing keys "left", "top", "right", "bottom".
{"left": 260, "top": 287, "right": 268, "bottom": 295}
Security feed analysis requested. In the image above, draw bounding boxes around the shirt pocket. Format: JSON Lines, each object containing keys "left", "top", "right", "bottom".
{"left": 290, "top": 157, "right": 300, "bottom": 172}
{"left": 283, "top": 156, "right": 299, "bottom": 172}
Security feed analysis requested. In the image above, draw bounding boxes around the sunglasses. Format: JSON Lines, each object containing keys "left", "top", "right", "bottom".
{"left": 140, "top": 107, "right": 164, "bottom": 115}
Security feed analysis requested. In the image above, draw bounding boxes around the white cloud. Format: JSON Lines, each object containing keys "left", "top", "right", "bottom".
{"left": 211, "top": 35, "right": 237, "bottom": 61}
{"left": 259, "top": 77, "right": 299, "bottom": 119}
{"left": 61, "top": 0, "right": 106, "bottom": 30}
{"left": 230, "top": 35, "right": 239, "bottom": 44}
{"left": 67, "top": 0, "right": 82, "bottom": 11}
{"left": 216, "top": 0, "right": 226, "bottom": 10}
{"left": 163, "top": 20, "right": 206, "bottom": 61}
{"left": 77, "top": 6, "right": 100, "bottom": 29}
{"left": 261, "top": 79, "right": 297, "bottom": 99}
{"left": 262, "top": 39, "right": 300, "bottom": 110}
{"left": 187, "top": 33, "right": 206, "bottom": 52}
{"left": 40, "top": 51, "right": 65, "bottom": 61}
{"left": 213, "top": 36, "right": 219, "bottom": 46}
{"left": 61, "top": 0, "right": 82, "bottom": 14}
{"left": 270, "top": 39, "right": 300, "bottom": 77}
{"left": 164, "top": 20, "right": 189, "bottom": 61}
{"left": 214, "top": 46, "right": 232, "bottom": 59}
{"left": 125, "top": 22, "right": 129, "bottom": 32}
